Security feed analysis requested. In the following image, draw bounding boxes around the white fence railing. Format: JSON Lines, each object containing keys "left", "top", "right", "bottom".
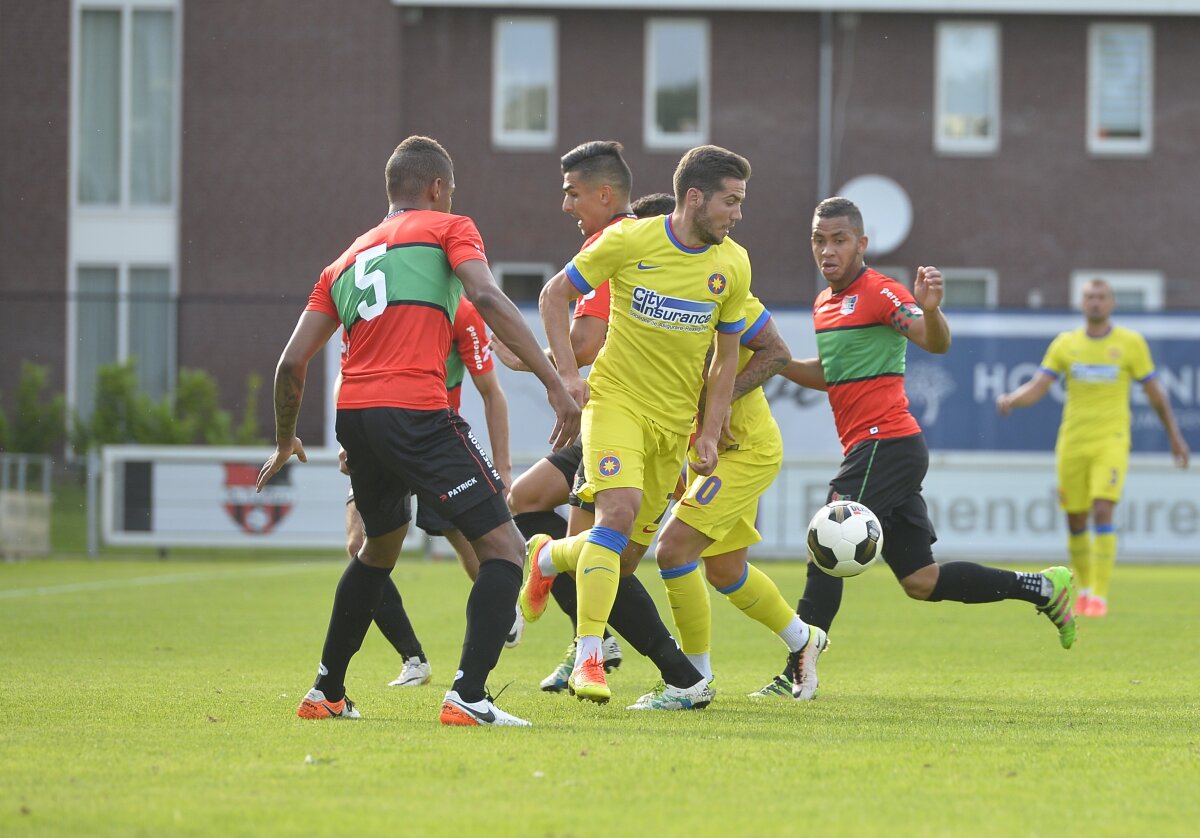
{"left": 0, "top": 453, "right": 53, "bottom": 557}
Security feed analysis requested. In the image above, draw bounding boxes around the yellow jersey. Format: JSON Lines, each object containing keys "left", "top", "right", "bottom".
{"left": 566, "top": 215, "right": 749, "bottom": 435}
{"left": 1040, "top": 325, "right": 1156, "bottom": 450}
{"left": 728, "top": 294, "right": 778, "bottom": 453}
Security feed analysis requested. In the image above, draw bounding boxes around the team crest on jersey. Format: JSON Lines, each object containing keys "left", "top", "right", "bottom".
{"left": 840, "top": 294, "right": 859, "bottom": 315}
{"left": 597, "top": 451, "right": 622, "bottom": 477}
{"left": 223, "top": 462, "right": 293, "bottom": 535}
{"left": 707, "top": 273, "right": 727, "bottom": 295}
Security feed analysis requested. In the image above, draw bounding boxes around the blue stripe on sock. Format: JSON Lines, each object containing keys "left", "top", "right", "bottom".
{"left": 586, "top": 526, "right": 629, "bottom": 555}
{"left": 1094, "top": 523, "right": 1115, "bottom": 534}
{"left": 716, "top": 564, "right": 750, "bottom": 595}
{"left": 659, "top": 560, "right": 700, "bottom": 581}
{"left": 1069, "top": 527, "right": 1088, "bottom": 536}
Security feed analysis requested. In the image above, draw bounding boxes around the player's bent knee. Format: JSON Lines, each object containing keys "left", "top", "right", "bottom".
{"left": 900, "top": 565, "right": 938, "bottom": 600}
{"left": 470, "top": 520, "right": 525, "bottom": 567}
{"left": 705, "top": 562, "right": 744, "bottom": 590}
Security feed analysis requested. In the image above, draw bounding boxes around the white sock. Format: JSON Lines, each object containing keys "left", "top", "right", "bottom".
{"left": 537, "top": 540, "right": 559, "bottom": 578}
{"left": 686, "top": 652, "right": 713, "bottom": 682}
{"left": 575, "top": 635, "right": 603, "bottom": 667}
{"left": 778, "top": 616, "right": 811, "bottom": 653}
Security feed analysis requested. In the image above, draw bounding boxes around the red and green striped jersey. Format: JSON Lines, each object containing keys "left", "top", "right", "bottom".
{"left": 812, "top": 268, "right": 922, "bottom": 452}
{"left": 307, "top": 210, "right": 487, "bottom": 410}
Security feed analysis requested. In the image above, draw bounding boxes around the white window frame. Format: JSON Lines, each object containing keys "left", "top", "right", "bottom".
{"left": 70, "top": 0, "right": 182, "bottom": 419}
{"left": 71, "top": 0, "right": 182, "bottom": 213}
{"left": 644, "top": 18, "right": 710, "bottom": 150}
{"left": 1070, "top": 270, "right": 1164, "bottom": 311}
{"left": 68, "top": 261, "right": 179, "bottom": 416}
{"left": 492, "top": 262, "right": 555, "bottom": 302}
{"left": 491, "top": 16, "right": 557, "bottom": 150}
{"left": 942, "top": 268, "right": 999, "bottom": 309}
{"left": 934, "top": 21, "right": 1001, "bottom": 155}
{"left": 1087, "top": 23, "right": 1153, "bottom": 156}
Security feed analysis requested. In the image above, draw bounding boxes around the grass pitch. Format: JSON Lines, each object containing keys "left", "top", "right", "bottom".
{"left": 2, "top": 557, "right": 1197, "bottom": 837}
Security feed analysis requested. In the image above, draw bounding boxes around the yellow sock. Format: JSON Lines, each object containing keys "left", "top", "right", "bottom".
{"left": 1091, "top": 528, "right": 1117, "bottom": 600}
{"left": 720, "top": 564, "right": 796, "bottom": 635}
{"left": 1068, "top": 530, "right": 1093, "bottom": 591}
{"left": 576, "top": 539, "right": 621, "bottom": 638}
{"left": 550, "top": 532, "right": 589, "bottom": 574}
{"left": 661, "top": 562, "right": 710, "bottom": 656}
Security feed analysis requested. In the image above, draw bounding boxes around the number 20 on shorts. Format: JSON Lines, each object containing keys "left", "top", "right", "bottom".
{"left": 695, "top": 476, "right": 722, "bottom": 505}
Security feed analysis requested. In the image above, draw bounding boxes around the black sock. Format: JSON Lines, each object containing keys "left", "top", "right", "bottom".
{"left": 798, "top": 560, "right": 843, "bottom": 632}
{"left": 373, "top": 577, "right": 425, "bottom": 661}
{"left": 606, "top": 575, "right": 702, "bottom": 688}
{"left": 453, "top": 559, "right": 522, "bottom": 703}
{"left": 928, "top": 562, "right": 1042, "bottom": 604}
{"left": 550, "top": 573, "right": 579, "bottom": 628}
{"left": 512, "top": 510, "right": 568, "bottom": 541}
{"left": 313, "top": 557, "right": 392, "bottom": 701}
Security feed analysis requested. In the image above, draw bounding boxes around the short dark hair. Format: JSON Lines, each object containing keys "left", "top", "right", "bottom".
{"left": 672, "top": 145, "right": 751, "bottom": 203}
{"left": 560, "top": 140, "right": 632, "bottom": 197}
{"left": 385, "top": 135, "right": 453, "bottom": 203}
{"left": 631, "top": 192, "right": 675, "bottom": 218}
{"left": 814, "top": 197, "right": 864, "bottom": 235}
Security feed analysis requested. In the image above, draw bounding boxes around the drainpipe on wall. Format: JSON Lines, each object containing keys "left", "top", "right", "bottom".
{"left": 816, "top": 9, "right": 834, "bottom": 294}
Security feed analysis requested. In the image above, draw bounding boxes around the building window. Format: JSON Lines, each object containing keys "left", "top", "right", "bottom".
{"left": 76, "top": 5, "right": 177, "bottom": 206}
{"left": 1071, "top": 271, "right": 1163, "bottom": 312}
{"left": 645, "top": 19, "right": 709, "bottom": 149}
{"left": 492, "top": 17, "right": 556, "bottom": 149}
{"left": 1088, "top": 24, "right": 1153, "bottom": 155}
{"left": 942, "top": 269, "right": 998, "bottom": 309}
{"left": 935, "top": 21, "right": 1000, "bottom": 155}
{"left": 494, "top": 263, "right": 554, "bottom": 304}
{"left": 72, "top": 265, "right": 176, "bottom": 419}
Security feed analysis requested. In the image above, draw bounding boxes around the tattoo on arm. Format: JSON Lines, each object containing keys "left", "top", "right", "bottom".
{"left": 275, "top": 372, "right": 303, "bottom": 441}
{"left": 733, "top": 351, "right": 788, "bottom": 402}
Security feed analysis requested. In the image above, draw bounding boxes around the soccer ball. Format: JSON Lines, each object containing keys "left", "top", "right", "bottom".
{"left": 806, "top": 500, "right": 883, "bottom": 578}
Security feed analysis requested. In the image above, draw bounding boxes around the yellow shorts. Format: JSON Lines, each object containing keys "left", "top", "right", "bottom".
{"left": 577, "top": 397, "right": 690, "bottom": 546}
{"left": 672, "top": 427, "right": 783, "bottom": 557}
{"left": 1056, "top": 445, "right": 1129, "bottom": 512}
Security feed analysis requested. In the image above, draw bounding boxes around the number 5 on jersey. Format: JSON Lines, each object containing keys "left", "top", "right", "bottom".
{"left": 354, "top": 243, "right": 388, "bottom": 321}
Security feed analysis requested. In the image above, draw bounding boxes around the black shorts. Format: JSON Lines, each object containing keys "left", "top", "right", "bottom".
{"left": 828, "top": 433, "right": 937, "bottom": 581}
{"left": 346, "top": 486, "right": 454, "bottom": 537}
{"left": 567, "top": 445, "right": 595, "bottom": 514}
{"left": 337, "top": 407, "right": 510, "bottom": 542}
{"left": 545, "top": 438, "right": 584, "bottom": 486}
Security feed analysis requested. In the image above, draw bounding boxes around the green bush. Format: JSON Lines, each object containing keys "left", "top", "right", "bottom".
{"left": 72, "top": 360, "right": 260, "bottom": 451}
{"left": 0, "top": 393, "right": 9, "bottom": 451}
{"left": 234, "top": 371, "right": 266, "bottom": 446}
{"left": 1, "top": 361, "right": 67, "bottom": 454}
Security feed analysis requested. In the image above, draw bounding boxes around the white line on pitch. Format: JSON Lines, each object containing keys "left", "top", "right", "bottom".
{"left": 0, "top": 562, "right": 331, "bottom": 600}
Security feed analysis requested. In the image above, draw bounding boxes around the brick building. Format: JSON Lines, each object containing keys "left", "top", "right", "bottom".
{"left": 2, "top": 0, "right": 1197, "bottom": 444}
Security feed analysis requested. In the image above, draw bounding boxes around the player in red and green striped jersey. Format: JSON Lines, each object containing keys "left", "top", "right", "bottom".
{"left": 257, "top": 136, "right": 579, "bottom": 727}
{"left": 751, "top": 197, "right": 1077, "bottom": 701}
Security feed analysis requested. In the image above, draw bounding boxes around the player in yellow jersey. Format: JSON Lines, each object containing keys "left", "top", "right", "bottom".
{"left": 526, "top": 145, "right": 752, "bottom": 706}
{"left": 998, "top": 278, "right": 1190, "bottom": 616}
{"left": 643, "top": 291, "right": 829, "bottom": 707}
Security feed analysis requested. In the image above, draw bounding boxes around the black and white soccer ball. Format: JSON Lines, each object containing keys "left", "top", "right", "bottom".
{"left": 806, "top": 500, "right": 883, "bottom": 578}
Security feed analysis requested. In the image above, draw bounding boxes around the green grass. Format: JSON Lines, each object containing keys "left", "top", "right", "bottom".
{"left": 2, "top": 557, "right": 1197, "bottom": 836}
